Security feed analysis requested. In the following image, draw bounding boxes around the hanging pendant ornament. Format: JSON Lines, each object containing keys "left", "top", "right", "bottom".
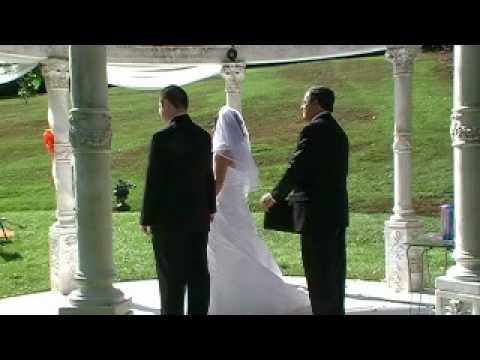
{"left": 227, "top": 45, "right": 238, "bottom": 62}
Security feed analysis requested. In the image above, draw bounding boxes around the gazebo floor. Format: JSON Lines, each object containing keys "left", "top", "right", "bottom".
{"left": 0, "top": 277, "right": 435, "bottom": 315}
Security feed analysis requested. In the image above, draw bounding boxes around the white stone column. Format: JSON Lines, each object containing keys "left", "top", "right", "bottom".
{"left": 42, "top": 59, "right": 78, "bottom": 295}
{"left": 384, "top": 45, "right": 423, "bottom": 292}
{"left": 221, "top": 63, "right": 245, "bottom": 112}
{"left": 59, "top": 45, "right": 131, "bottom": 315}
{"left": 436, "top": 46, "right": 480, "bottom": 314}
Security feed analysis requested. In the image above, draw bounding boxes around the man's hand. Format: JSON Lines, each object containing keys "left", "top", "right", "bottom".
{"left": 141, "top": 225, "right": 151, "bottom": 237}
{"left": 260, "top": 193, "right": 276, "bottom": 211}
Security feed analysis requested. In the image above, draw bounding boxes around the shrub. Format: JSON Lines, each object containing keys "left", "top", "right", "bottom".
{"left": 16, "top": 65, "right": 46, "bottom": 104}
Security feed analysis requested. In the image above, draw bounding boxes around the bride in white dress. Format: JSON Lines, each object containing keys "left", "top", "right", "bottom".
{"left": 207, "top": 105, "right": 311, "bottom": 315}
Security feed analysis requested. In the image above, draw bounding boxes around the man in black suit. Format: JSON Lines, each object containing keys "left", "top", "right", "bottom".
{"left": 261, "top": 86, "right": 349, "bottom": 315}
{"left": 140, "top": 85, "right": 216, "bottom": 315}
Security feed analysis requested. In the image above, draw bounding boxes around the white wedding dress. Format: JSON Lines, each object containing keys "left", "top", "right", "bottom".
{"left": 207, "top": 167, "right": 311, "bottom": 315}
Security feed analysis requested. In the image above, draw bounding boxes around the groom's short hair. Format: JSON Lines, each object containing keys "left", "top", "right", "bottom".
{"left": 161, "top": 85, "right": 189, "bottom": 110}
{"left": 307, "top": 86, "right": 335, "bottom": 112}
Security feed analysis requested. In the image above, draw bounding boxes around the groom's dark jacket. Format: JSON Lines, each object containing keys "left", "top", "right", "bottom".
{"left": 140, "top": 114, "right": 216, "bottom": 232}
{"left": 272, "top": 112, "right": 349, "bottom": 229}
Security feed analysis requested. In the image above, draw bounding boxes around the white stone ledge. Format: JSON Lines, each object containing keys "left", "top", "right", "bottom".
{"left": 1, "top": 45, "right": 386, "bottom": 64}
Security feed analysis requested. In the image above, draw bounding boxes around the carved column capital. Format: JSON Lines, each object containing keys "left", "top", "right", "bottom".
{"left": 385, "top": 45, "right": 421, "bottom": 75}
{"left": 221, "top": 63, "right": 246, "bottom": 92}
{"left": 42, "top": 59, "right": 69, "bottom": 91}
{"left": 69, "top": 108, "right": 112, "bottom": 153}
{"left": 450, "top": 108, "right": 480, "bottom": 146}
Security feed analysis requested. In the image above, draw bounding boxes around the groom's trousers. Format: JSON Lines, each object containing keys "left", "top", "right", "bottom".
{"left": 301, "top": 225, "right": 346, "bottom": 315}
{"left": 151, "top": 227, "right": 210, "bottom": 315}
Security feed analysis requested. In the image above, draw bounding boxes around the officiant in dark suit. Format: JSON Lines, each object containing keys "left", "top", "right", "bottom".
{"left": 261, "top": 86, "right": 349, "bottom": 315}
{"left": 140, "top": 85, "right": 216, "bottom": 315}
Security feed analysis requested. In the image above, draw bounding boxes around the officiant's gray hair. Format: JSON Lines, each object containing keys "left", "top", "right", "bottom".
{"left": 307, "top": 86, "right": 335, "bottom": 112}
{"left": 161, "top": 85, "right": 189, "bottom": 110}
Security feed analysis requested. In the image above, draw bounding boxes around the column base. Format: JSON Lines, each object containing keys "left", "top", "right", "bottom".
{"left": 58, "top": 299, "right": 133, "bottom": 315}
{"left": 59, "top": 297, "right": 132, "bottom": 315}
{"left": 435, "top": 276, "right": 480, "bottom": 315}
{"left": 49, "top": 223, "right": 78, "bottom": 295}
{"left": 445, "top": 263, "right": 480, "bottom": 283}
{"left": 384, "top": 217, "right": 423, "bottom": 292}
{"left": 59, "top": 284, "right": 132, "bottom": 315}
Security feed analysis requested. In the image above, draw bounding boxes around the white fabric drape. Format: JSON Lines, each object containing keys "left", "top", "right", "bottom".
{"left": 0, "top": 63, "right": 38, "bottom": 84}
{"left": 1, "top": 45, "right": 386, "bottom": 87}
{"left": 212, "top": 105, "right": 259, "bottom": 194}
{"left": 106, "top": 63, "right": 221, "bottom": 90}
{"left": 0, "top": 51, "right": 47, "bottom": 64}
{"left": 0, "top": 61, "right": 221, "bottom": 89}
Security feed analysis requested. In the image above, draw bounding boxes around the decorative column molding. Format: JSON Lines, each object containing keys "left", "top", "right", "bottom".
{"left": 436, "top": 46, "right": 480, "bottom": 313}
{"left": 385, "top": 46, "right": 420, "bottom": 75}
{"left": 42, "top": 58, "right": 78, "bottom": 295}
{"left": 385, "top": 45, "right": 421, "bottom": 222}
{"left": 69, "top": 108, "right": 112, "bottom": 152}
{"left": 43, "top": 59, "right": 69, "bottom": 90}
{"left": 59, "top": 45, "right": 130, "bottom": 315}
{"left": 446, "top": 45, "right": 480, "bottom": 282}
{"left": 221, "top": 63, "right": 246, "bottom": 112}
{"left": 384, "top": 45, "right": 423, "bottom": 292}
{"left": 450, "top": 109, "right": 480, "bottom": 147}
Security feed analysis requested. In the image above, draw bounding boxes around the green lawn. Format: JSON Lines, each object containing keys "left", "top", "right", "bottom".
{"left": 0, "top": 52, "right": 453, "bottom": 214}
{"left": 0, "top": 210, "right": 453, "bottom": 299}
{"left": 0, "top": 51, "right": 455, "bottom": 298}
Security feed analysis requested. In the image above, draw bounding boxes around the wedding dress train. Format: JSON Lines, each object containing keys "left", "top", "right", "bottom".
{"left": 207, "top": 168, "right": 311, "bottom": 315}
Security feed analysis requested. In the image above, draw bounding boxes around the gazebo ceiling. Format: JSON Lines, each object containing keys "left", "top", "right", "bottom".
{"left": 0, "top": 45, "right": 386, "bottom": 64}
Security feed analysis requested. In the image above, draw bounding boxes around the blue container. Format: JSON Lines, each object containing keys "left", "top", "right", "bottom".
{"left": 441, "top": 203, "right": 455, "bottom": 241}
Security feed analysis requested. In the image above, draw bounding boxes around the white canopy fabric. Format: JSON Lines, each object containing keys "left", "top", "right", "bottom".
{"left": 0, "top": 62, "right": 221, "bottom": 89}
{"left": 0, "top": 63, "right": 38, "bottom": 84}
{"left": 0, "top": 50, "right": 47, "bottom": 64}
{"left": 0, "top": 50, "right": 223, "bottom": 88}
{"left": 106, "top": 63, "right": 222, "bottom": 90}
{"left": 0, "top": 45, "right": 387, "bottom": 89}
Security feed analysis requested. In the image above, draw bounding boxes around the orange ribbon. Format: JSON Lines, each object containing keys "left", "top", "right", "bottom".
{"left": 43, "top": 128, "right": 55, "bottom": 156}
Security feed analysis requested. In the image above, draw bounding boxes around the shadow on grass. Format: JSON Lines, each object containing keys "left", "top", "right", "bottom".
{"left": 0, "top": 248, "right": 23, "bottom": 262}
